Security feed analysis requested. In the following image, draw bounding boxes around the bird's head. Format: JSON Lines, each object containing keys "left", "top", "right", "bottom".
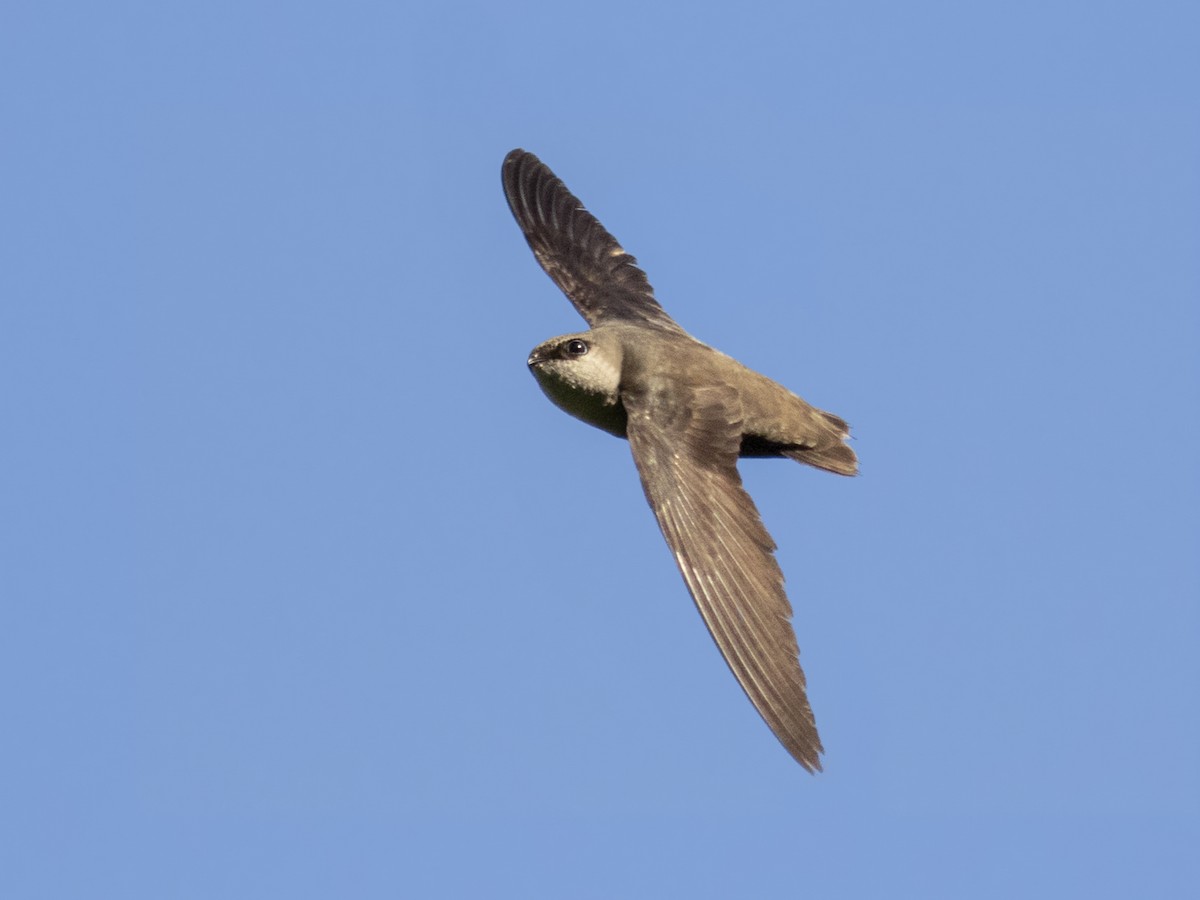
{"left": 526, "top": 331, "right": 626, "bottom": 436}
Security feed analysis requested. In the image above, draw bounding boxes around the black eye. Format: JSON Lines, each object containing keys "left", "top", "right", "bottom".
{"left": 564, "top": 339, "right": 588, "bottom": 357}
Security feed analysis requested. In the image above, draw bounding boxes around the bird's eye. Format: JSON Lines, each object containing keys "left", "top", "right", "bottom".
{"left": 564, "top": 339, "right": 589, "bottom": 357}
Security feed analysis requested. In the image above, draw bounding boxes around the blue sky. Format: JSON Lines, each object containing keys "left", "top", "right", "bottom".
{"left": 3, "top": 1, "right": 1197, "bottom": 896}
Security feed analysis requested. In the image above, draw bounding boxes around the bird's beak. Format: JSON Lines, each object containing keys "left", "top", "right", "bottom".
{"left": 527, "top": 351, "right": 546, "bottom": 368}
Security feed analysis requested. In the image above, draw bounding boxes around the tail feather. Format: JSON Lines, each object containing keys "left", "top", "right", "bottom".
{"left": 786, "top": 440, "right": 858, "bottom": 476}
{"left": 784, "top": 411, "right": 858, "bottom": 476}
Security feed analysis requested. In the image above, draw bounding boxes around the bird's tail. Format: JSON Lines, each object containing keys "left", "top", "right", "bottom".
{"left": 783, "top": 411, "right": 858, "bottom": 476}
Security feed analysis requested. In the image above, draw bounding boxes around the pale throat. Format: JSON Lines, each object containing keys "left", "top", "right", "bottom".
{"left": 532, "top": 355, "right": 626, "bottom": 438}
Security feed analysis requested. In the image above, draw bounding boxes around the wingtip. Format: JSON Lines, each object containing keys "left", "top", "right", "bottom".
{"left": 502, "top": 148, "right": 546, "bottom": 182}
{"left": 796, "top": 749, "right": 825, "bottom": 774}
{"left": 501, "top": 149, "right": 556, "bottom": 219}
{"left": 503, "top": 147, "right": 530, "bottom": 168}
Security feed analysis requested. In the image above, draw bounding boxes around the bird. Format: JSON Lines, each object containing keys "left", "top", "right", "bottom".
{"left": 501, "top": 149, "right": 857, "bottom": 772}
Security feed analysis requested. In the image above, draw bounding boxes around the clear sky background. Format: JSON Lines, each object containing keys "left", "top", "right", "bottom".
{"left": 3, "top": 1, "right": 1198, "bottom": 897}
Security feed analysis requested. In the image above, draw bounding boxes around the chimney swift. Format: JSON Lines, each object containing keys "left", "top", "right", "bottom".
{"left": 502, "top": 149, "right": 857, "bottom": 772}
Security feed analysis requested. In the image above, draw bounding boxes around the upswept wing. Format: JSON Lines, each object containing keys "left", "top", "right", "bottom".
{"left": 502, "top": 149, "right": 682, "bottom": 333}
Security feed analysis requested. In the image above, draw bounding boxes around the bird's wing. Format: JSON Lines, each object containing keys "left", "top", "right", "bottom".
{"left": 624, "top": 379, "right": 824, "bottom": 772}
{"left": 502, "top": 149, "right": 683, "bottom": 333}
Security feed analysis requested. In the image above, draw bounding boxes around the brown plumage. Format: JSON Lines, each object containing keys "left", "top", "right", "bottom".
{"left": 504, "top": 149, "right": 857, "bottom": 772}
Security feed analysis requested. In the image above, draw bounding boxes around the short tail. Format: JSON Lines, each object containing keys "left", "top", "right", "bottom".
{"left": 784, "top": 411, "right": 858, "bottom": 476}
